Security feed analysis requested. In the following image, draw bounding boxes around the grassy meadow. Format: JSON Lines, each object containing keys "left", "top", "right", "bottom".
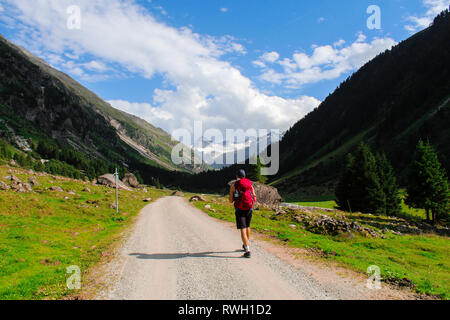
{"left": 0, "top": 165, "right": 169, "bottom": 300}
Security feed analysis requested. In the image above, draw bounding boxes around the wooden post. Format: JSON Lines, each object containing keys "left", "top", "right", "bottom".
{"left": 115, "top": 168, "right": 119, "bottom": 214}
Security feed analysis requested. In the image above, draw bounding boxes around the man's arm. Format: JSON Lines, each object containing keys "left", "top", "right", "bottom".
{"left": 229, "top": 185, "right": 235, "bottom": 203}
{"left": 251, "top": 186, "right": 257, "bottom": 202}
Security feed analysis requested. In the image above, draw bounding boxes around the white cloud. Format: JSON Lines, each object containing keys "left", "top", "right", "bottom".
{"left": 220, "top": 8, "right": 228, "bottom": 13}
{"left": 3, "top": 0, "right": 320, "bottom": 139}
{"left": 317, "top": 17, "right": 325, "bottom": 23}
{"left": 253, "top": 33, "right": 396, "bottom": 88}
{"left": 261, "top": 51, "right": 280, "bottom": 63}
{"left": 405, "top": 0, "right": 450, "bottom": 32}
{"left": 333, "top": 39, "right": 346, "bottom": 48}
{"left": 108, "top": 100, "right": 174, "bottom": 122}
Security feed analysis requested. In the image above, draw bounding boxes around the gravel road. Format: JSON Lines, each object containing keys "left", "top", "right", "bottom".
{"left": 96, "top": 197, "right": 415, "bottom": 300}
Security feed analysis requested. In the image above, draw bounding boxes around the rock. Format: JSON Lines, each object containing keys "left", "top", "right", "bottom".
{"left": 289, "top": 224, "right": 297, "bottom": 229}
{"left": 67, "top": 190, "right": 76, "bottom": 195}
{"left": 228, "top": 180, "right": 282, "bottom": 208}
{"left": 49, "top": 186, "right": 64, "bottom": 192}
{"left": 143, "top": 198, "right": 152, "bottom": 202}
{"left": 122, "top": 173, "right": 140, "bottom": 188}
{"left": 29, "top": 176, "right": 39, "bottom": 186}
{"left": 0, "top": 181, "right": 9, "bottom": 190}
{"left": 3, "top": 175, "right": 21, "bottom": 183}
{"left": 82, "top": 187, "right": 91, "bottom": 193}
{"left": 210, "top": 208, "right": 217, "bottom": 213}
{"left": 15, "top": 184, "right": 27, "bottom": 193}
{"left": 97, "top": 174, "right": 132, "bottom": 191}
{"left": 205, "top": 205, "right": 211, "bottom": 210}
{"left": 109, "top": 203, "right": 117, "bottom": 209}
{"left": 22, "top": 183, "right": 32, "bottom": 192}
{"left": 190, "top": 195, "right": 206, "bottom": 202}
{"left": 171, "top": 191, "right": 184, "bottom": 197}
{"left": 64, "top": 196, "right": 70, "bottom": 200}
{"left": 274, "top": 210, "right": 287, "bottom": 216}
{"left": 9, "top": 159, "right": 17, "bottom": 166}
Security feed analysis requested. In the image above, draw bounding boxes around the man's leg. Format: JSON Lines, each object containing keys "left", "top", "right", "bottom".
{"left": 246, "top": 228, "right": 251, "bottom": 241}
{"left": 240, "top": 228, "right": 249, "bottom": 247}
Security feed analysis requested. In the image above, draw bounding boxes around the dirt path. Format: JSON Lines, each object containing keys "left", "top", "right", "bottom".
{"left": 95, "top": 197, "right": 418, "bottom": 300}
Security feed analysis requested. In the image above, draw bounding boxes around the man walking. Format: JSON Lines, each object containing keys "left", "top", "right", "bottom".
{"left": 229, "top": 170, "right": 256, "bottom": 258}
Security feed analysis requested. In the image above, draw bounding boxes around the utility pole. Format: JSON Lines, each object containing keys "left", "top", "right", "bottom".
{"left": 115, "top": 168, "right": 119, "bottom": 214}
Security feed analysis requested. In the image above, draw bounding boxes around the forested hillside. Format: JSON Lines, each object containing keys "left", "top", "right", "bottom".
{"left": 271, "top": 10, "right": 450, "bottom": 199}
{"left": 0, "top": 34, "right": 208, "bottom": 183}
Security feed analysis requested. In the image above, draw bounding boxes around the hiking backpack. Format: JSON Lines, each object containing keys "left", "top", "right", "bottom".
{"left": 234, "top": 178, "right": 255, "bottom": 211}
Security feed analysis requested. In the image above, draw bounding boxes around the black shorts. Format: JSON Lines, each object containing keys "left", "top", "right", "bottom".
{"left": 235, "top": 208, "right": 253, "bottom": 229}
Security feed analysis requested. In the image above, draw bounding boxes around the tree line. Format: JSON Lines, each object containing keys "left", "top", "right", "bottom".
{"left": 336, "top": 141, "right": 449, "bottom": 224}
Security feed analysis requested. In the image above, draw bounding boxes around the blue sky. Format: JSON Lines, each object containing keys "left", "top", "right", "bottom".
{"left": 0, "top": 0, "right": 449, "bottom": 139}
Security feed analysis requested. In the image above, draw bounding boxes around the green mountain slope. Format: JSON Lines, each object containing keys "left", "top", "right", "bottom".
{"left": 0, "top": 34, "right": 206, "bottom": 178}
{"left": 271, "top": 10, "right": 450, "bottom": 200}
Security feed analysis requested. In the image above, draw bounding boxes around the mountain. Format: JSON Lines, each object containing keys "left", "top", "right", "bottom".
{"left": 270, "top": 10, "right": 450, "bottom": 200}
{"left": 0, "top": 34, "right": 208, "bottom": 181}
{"left": 197, "top": 133, "right": 276, "bottom": 170}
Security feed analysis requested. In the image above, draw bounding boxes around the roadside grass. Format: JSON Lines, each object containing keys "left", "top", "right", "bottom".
{"left": 191, "top": 196, "right": 450, "bottom": 299}
{"left": 293, "top": 201, "right": 337, "bottom": 209}
{"left": 0, "top": 165, "right": 168, "bottom": 300}
{"left": 290, "top": 190, "right": 427, "bottom": 221}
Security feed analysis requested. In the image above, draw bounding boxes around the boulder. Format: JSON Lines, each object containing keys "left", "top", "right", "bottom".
{"left": 143, "top": 198, "right": 152, "bottom": 202}
{"left": 228, "top": 180, "right": 282, "bottom": 208}
{"left": 122, "top": 173, "right": 139, "bottom": 188}
{"left": 49, "top": 186, "right": 64, "bottom": 192}
{"left": 13, "top": 183, "right": 27, "bottom": 193}
{"left": 29, "top": 176, "right": 39, "bottom": 186}
{"left": 97, "top": 174, "right": 132, "bottom": 191}
{"left": 189, "top": 195, "right": 206, "bottom": 202}
{"left": 0, "top": 181, "right": 9, "bottom": 190}
{"left": 3, "top": 175, "right": 21, "bottom": 183}
{"left": 22, "top": 183, "right": 33, "bottom": 192}
{"left": 171, "top": 191, "right": 184, "bottom": 197}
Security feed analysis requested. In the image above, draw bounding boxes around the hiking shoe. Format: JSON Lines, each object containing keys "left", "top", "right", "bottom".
{"left": 243, "top": 251, "right": 251, "bottom": 258}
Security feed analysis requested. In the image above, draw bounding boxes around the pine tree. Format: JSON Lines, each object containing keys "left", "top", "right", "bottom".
{"left": 33, "top": 160, "right": 45, "bottom": 173}
{"left": 336, "top": 143, "right": 385, "bottom": 214}
{"left": 249, "top": 156, "right": 267, "bottom": 184}
{"left": 406, "top": 140, "right": 450, "bottom": 223}
{"left": 335, "top": 153, "right": 357, "bottom": 212}
{"left": 376, "top": 152, "right": 402, "bottom": 216}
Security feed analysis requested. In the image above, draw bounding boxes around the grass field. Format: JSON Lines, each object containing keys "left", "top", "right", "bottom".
{"left": 290, "top": 190, "right": 428, "bottom": 221}
{"left": 0, "top": 165, "right": 168, "bottom": 300}
{"left": 191, "top": 195, "right": 450, "bottom": 299}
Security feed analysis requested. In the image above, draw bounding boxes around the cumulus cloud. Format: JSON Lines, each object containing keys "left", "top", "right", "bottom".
{"left": 1, "top": 0, "right": 320, "bottom": 140}
{"left": 253, "top": 33, "right": 396, "bottom": 88}
{"left": 405, "top": 0, "right": 450, "bottom": 32}
{"left": 108, "top": 100, "right": 174, "bottom": 122}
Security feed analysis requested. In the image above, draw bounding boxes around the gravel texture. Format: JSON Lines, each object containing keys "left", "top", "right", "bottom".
{"left": 96, "top": 197, "right": 416, "bottom": 300}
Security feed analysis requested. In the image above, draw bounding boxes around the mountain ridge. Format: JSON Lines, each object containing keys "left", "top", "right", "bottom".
{"left": 0, "top": 33, "right": 208, "bottom": 178}
{"left": 270, "top": 10, "right": 450, "bottom": 200}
